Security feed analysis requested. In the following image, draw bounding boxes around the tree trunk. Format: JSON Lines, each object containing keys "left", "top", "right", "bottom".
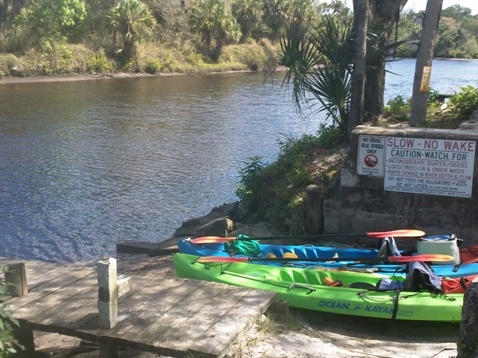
{"left": 364, "top": 0, "right": 408, "bottom": 120}
{"left": 349, "top": 0, "right": 369, "bottom": 135}
{"left": 410, "top": 0, "right": 443, "bottom": 126}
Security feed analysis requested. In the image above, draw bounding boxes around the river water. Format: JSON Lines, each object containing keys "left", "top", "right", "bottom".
{"left": 1, "top": 58, "right": 478, "bottom": 263}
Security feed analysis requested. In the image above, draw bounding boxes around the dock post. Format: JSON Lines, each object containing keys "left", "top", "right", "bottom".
{"left": 12, "top": 319, "right": 35, "bottom": 357}
{"left": 4, "top": 262, "right": 28, "bottom": 297}
{"left": 97, "top": 258, "right": 119, "bottom": 357}
{"left": 97, "top": 258, "right": 118, "bottom": 329}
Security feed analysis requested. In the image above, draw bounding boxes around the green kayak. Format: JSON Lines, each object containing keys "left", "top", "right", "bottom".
{"left": 172, "top": 253, "right": 463, "bottom": 322}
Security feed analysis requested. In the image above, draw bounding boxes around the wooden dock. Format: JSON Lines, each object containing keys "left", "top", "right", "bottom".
{"left": 0, "top": 253, "right": 277, "bottom": 357}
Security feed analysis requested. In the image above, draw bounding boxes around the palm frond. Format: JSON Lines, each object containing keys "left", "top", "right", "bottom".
{"left": 276, "top": 22, "right": 322, "bottom": 106}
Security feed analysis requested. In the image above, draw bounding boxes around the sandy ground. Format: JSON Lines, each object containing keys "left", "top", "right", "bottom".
{"left": 30, "top": 252, "right": 459, "bottom": 358}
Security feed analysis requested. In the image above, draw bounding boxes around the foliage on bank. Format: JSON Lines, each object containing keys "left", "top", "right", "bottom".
{"left": 0, "top": 1, "right": 478, "bottom": 78}
{"left": 0, "top": 0, "right": 339, "bottom": 78}
{"left": 396, "top": 5, "right": 478, "bottom": 59}
{"left": 384, "top": 85, "right": 478, "bottom": 127}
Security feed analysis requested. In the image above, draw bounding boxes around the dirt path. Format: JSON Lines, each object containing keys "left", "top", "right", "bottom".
{"left": 231, "top": 310, "right": 458, "bottom": 358}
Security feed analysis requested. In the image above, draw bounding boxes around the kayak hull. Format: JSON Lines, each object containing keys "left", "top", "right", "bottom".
{"left": 177, "top": 238, "right": 478, "bottom": 278}
{"left": 173, "top": 253, "right": 463, "bottom": 322}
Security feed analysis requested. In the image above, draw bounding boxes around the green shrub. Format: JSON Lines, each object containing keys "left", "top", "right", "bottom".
{"left": 449, "top": 85, "right": 478, "bottom": 118}
{"left": 220, "top": 41, "right": 269, "bottom": 71}
{"left": 0, "top": 266, "right": 22, "bottom": 356}
{"left": 384, "top": 95, "right": 410, "bottom": 121}
{"left": 236, "top": 156, "right": 266, "bottom": 210}
{"left": 39, "top": 40, "right": 74, "bottom": 75}
{"left": 144, "top": 59, "right": 162, "bottom": 74}
{"left": 0, "top": 54, "right": 19, "bottom": 77}
{"left": 87, "top": 50, "right": 113, "bottom": 73}
{"left": 315, "top": 125, "right": 347, "bottom": 149}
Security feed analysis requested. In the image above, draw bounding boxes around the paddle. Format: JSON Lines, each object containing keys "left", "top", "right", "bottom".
{"left": 196, "top": 253, "right": 454, "bottom": 264}
{"left": 190, "top": 229, "right": 426, "bottom": 244}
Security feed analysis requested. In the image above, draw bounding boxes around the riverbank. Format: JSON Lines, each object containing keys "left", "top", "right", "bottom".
{"left": 0, "top": 72, "right": 168, "bottom": 84}
{"left": 0, "top": 68, "right": 258, "bottom": 85}
{"left": 31, "top": 204, "right": 460, "bottom": 358}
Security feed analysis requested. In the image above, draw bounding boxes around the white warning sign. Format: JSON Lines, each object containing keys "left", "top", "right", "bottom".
{"left": 357, "top": 135, "right": 385, "bottom": 177}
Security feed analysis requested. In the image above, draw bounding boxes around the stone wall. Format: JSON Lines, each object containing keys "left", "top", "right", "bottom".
{"left": 323, "top": 124, "right": 478, "bottom": 247}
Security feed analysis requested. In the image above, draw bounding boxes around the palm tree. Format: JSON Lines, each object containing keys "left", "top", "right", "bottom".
{"left": 109, "top": 0, "right": 156, "bottom": 64}
{"left": 186, "top": 0, "right": 240, "bottom": 62}
{"left": 231, "top": 0, "right": 263, "bottom": 43}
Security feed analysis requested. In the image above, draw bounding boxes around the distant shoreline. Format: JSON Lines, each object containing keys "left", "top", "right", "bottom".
{"left": 0, "top": 72, "right": 172, "bottom": 85}
{"left": 0, "top": 69, "right": 256, "bottom": 85}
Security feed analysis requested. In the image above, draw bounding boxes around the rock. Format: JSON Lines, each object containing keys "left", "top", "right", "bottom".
{"left": 459, "top": 119, "right": 478, "bottom": 130}
{"left": 457, "top": 281, "right": 478, "bottom": 357}
{"left": 139, "top": 200, "right": 289, "bottom": 258}
{"left": 173, "top": 201, "right": 239, "bottom": 236}
{"left": 192, "top": 217, "right": 234, "bottom": 237}
{"left": 229, "top": 221, "right": 279, "bottom": 238}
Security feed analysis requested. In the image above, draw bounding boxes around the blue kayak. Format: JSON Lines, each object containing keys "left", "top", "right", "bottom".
{"left": 177, "top": 235, "right": 478, "bottom": 278}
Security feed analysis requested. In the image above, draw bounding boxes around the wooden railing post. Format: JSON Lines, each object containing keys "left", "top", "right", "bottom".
{"left": 97, "top": 258, "right": 118, "bottom": 329}
{"left": 4, "top": 262, "right": 28, "bottom": 297}
{"left": 97, "top": 257, "right": 119, "bottom": 358}
{"left": 12, "top": 319, "right": 35, "bottom": 357}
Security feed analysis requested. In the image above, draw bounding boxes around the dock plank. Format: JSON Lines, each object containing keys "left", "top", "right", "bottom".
{"left": 135, "top": 279, "right": 214, "bottom": 345}
{"left": 30, "top": 275, "right": 98, "bottom": 327}
{"left": 7, "top": 269, "right": 96, "bottom": 313}
{"left": 24, "top": 263, "right": 88, "bottom": 289}
{"left": 161, "top": 283, "right": 252, "bottom": 352}
{"left": 189, "top": 291, "right": 276, "bottom": 356}
{"left": 0, "top": 259, "right": 62, "bottom": 289}
{"left": 145, "top": 280, "right": 236, "bottom": 354}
